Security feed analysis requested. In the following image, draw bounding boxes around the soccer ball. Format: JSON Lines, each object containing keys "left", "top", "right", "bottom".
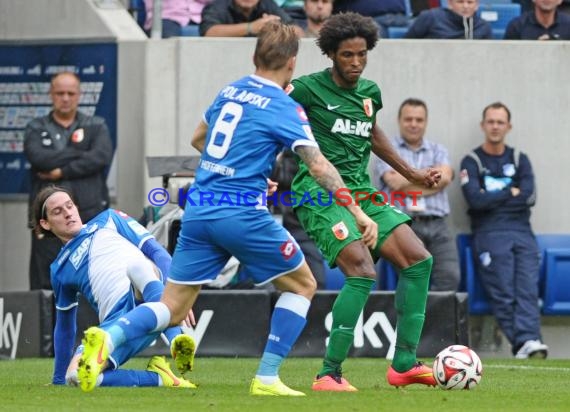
{"left": 433, "top": 345, "right": 482, "bottom": 390}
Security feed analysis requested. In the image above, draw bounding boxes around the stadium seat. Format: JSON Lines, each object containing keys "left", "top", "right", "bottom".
{"left": 129, "top": 0, "right": 146, "bottom": 29}
{"left": 492, "top": 28, "right": 506, "bottom": 39}
{"left": 385, "top": 0, "right": 411, "bottom": 39}
{"left": 387, "top": 26, "right": 408, "bottom": 39}
{"left": 477, "top": 3, "right": 521, "bottom": 33}
{"left": 377, "top": 259, "right": 398, "bottom": 290}
{"left": 456, "top": 233, "right": 492, "bottom": 315}
{"left": 536, "top": 234, "right": 570, "bottom": 291}
{"left": 542, "top": 248, "right": 570, "bottom": 315}
{"left": 458, "top": 233, "right": 570, "bottom": 315}
{"left": 181, "top": 25, "right": 200, "bottom": 37}
{"left": 324, "top": 261, "right": 345, "bottom": 290}
{"left": 464, "top": 244, "right": 492, "bottom": 315}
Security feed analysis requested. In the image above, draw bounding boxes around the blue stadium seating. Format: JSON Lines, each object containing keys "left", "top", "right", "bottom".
{"left": 387, "top": 26, "right": 408, "bottom": 39}
{"left": 377, "top": 259, "right": 398, "bottom": 290}
{"left": 491, "top": 28, "right": 506, "bottom": 39}
{"left": 477, "top": 3, "right": 521, "bottom": 32}
{"left": 542, "top": 249, "right": 570, "bottom": 315}
{"left": 181, "top": 25, "right": 200, "bottom": 37}
{"left": 324, "top": 261, "right": 381, "bottom": 290}
{"left": 130, "top": 0, "right": 146, "bottom": 28}
{"left": 456, "top": 234, "right": 492, "bottom": 315}
{"left": 324, "top": 261, "right": 345, "bottom": 290}
{"left": 458, "top": 233, "right": 570, "bottom": 315}
{"left": 536, "top": 234, "right": 570, "bottom": 314}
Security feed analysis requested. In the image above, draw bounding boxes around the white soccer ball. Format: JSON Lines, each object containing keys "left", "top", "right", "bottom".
{"left": 433, "top": 345, "right": 483, "bottom": 390}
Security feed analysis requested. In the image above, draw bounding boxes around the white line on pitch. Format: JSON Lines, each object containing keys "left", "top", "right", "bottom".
{"left": 485, "top": 364, "right": 570, "bottom": 372}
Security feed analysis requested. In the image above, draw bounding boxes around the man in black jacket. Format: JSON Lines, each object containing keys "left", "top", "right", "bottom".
{"left": 24, "top": 71, "right": 113, "bottom": 290}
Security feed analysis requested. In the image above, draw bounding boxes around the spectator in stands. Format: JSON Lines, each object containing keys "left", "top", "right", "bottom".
{"left": 274, "top": 0, "right": 305, "bottom": 25}
{"left": 460, "top": 102, "right": 548, "bottom": 359}
{"left": 372, "top": 98, "right": 460, "bottom": 291}
{"left": 332, "top": 0, "right": 410, "bottom": 38}
{"left": 300, "top": 0, "right": 333, "bottom": 37}
{"left": 504, "top": 0, "right": 570, "bottom": 40}
{"left": 144, "top": 0, "right": 214, "bottom": 38}
{"left": 271, "top": 150, "right": 326, "bottom": 289}
{"left": 200, "top": 0, "right": 304, "bottom": 37}
{"left": 23, "top": 72, "right": 113, "bottom": 291}
{"left": 405, "top": 0, "right": 492, "bottom": 39}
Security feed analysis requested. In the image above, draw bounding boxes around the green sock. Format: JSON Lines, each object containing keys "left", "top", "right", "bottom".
{"left": 392, "top": 256, "right": 432, "bottom": 373}
{"left": 319, "top": 276, "right": 375, "bottom": 377}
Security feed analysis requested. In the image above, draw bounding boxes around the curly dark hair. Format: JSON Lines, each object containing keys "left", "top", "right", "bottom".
{"left": 316, "top": 12, "right": 379, "bottom": 55}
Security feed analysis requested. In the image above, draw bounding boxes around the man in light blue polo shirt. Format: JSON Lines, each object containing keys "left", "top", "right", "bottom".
{"left": 373, "top": 98, "right": 460, "bottom": 291}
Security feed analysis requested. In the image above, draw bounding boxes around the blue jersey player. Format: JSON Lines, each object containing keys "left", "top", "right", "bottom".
{"left": 33, "top": 186, "right": 196, "bottom": 389}
{"left": 76, "top": 22, "right": 377, "bottom": 395}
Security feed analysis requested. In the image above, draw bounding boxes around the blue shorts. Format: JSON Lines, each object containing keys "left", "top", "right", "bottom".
{"left": 169, "top": 210, "right": 305, "bottom": 286}
{"left": 99, "top": 292, "right": 161, "bottom": 369}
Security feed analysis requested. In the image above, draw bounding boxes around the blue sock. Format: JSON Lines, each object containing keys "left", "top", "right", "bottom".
{"left": 105, "top": 302, "right": 170, "bottom": 349}
{"left": 142, "top": 280, "right": 164, "bottom": 302}
{"left": 163, "top": 326, "right": 184, "bottom": 345}
{"left": 100, "top": 369, "right": 159, "bottom": 387}
{"left": 256, "top": 292, "right": 310, "bottom": 377}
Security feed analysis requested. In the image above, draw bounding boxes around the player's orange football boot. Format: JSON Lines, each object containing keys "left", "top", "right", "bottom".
{"left": 312, "top": 373, "right": 358, "bottom": 392}
{"left": 386, "top": 362, "right": 436, "bottom": 387}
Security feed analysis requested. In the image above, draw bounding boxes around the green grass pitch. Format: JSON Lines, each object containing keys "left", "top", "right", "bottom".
{"left": 1, "top": 357, "right": 569, "bottom": 411}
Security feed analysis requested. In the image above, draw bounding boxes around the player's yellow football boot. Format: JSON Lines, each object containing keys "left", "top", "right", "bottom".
{"left": 147, "top": 356, "right": 197, "bottom": 388}
{"left": 170, "top": 334, "right": 196, "bottom": 375}
{"left": 249, "top": 377, "right": 306, "bottom": 396}
{"left": 77, "top": 326, "right": 109, "bottom": 392}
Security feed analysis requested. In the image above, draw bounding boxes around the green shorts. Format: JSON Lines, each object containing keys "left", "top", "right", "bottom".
{"left": 295, "top": 186, "right": 411, "bottom": 267}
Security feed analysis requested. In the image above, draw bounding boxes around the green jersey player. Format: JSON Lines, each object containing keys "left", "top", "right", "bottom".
{"left": 288, "top": 12, "right": 442, "bottom": 391}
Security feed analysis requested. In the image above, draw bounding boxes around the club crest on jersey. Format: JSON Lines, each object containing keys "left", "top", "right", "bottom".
{"left": 280, "top": 239, "right": 298, "bottom": 260}
{"left": 332, "top": 221, "right": 349, "bottom": 240}
{"left": 285, "top": 83, "right": 294, "bottom": 95}
{"left": 460, "top": 169, "right": 469, "bottom": 185}
{"left": 363, "top": 98, "right": 373, "bottom": 117}
{"left": 71, "top": 128, "right": 84, "bottom": 143}
{"left": 296, "top": 106, "right": 308, "bottom": 122}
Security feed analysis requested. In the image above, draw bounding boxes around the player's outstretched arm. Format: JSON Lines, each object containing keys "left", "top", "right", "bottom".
{"left": 296, "top": 145, "right": 377, "bottom": 248}
{"left": 371, "top": 125, "right": 442, "bottom": 188}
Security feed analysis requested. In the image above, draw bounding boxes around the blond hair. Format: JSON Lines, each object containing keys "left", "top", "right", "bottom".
{"left": 253, "top": 22, "right": 299, "bottom": 71}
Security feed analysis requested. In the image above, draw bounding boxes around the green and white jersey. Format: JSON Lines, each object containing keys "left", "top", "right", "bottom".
{"left": 288, "top": 69, "right": 382, "bottom": 194}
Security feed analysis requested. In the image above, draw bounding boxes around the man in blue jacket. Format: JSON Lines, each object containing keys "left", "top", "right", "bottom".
{"left": 460, "top": 102, "right": 548, "bottom": 359}
{"left": 405, "top": 0, "right": 492, "bottom": 39}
